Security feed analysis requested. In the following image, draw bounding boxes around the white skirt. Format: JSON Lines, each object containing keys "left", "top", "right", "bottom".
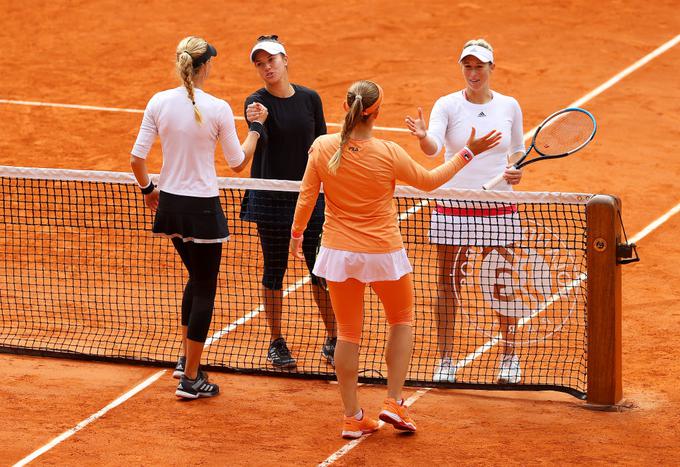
{"left": 429, "top": 204, "right": 523, "bottom": 246}
{"left": 313, "top": 247, "right": 412, "bottom": 283}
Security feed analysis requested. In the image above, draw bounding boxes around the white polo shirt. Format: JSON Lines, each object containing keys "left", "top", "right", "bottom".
{"left": 427, "top": 90, "right": 525, "bottom": 190}
{"left": 131, "top": 87, "right": 244, "bottom": 197}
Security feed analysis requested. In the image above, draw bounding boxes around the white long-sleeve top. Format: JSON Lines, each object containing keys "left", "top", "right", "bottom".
{"left": 427, "top": 90, "right": 525, "bottom": 190}
{"left": 131, "top": 87, "right": 244, "bottom": 197}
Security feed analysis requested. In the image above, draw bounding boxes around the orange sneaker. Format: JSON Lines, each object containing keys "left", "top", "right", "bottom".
{"left": 379, "top": 398, "right": 417, "bottom": 432}
{"left": 341, "top": 410, "right": 380, "bottom": 439}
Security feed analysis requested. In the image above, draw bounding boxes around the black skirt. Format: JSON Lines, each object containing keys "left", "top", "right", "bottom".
{"left": 152, "top": 191, "right": 228, "bottom": 242}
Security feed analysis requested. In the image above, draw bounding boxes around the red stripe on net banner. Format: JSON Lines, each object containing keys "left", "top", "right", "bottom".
{"left": 433, "top": 205, "right": 518, "bottom": 217}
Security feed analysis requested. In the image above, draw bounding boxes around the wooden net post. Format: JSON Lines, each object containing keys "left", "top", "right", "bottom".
{"left": 586, "top": 195, "right": 622, "bottom": 406}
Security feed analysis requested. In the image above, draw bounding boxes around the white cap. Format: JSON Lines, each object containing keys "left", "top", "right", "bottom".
{"left": 250, "top": 41, "right": 287, "bottom": 62}
{"left": 458, "top": 45, "right": 494, "bottom": 64}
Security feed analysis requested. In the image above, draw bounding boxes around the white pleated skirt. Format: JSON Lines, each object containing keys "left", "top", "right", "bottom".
{"left": 313, "top": 247, "right": 412, "bottom": 283}
{"left": 429, "top": 204, "right": 522, "bottom": 246}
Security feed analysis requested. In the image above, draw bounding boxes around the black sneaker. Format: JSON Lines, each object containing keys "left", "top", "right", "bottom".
{"left": 175, "top": 370, "right": 219, "bottom": 399}
{"left": 267, "top": 337, "right": 297, "bottom": 369}
{"left": 321, "top": 337, "right": 337, "bottom": 366}
{"left": 172, "top": 356, "right": 186, "bottom": 379}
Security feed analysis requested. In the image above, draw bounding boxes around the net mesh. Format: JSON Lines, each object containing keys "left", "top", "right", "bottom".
{"left": 0, "top": 166, "right": 592, "bottom": 398}
{"left": 534, "top": 110, "right": 595, "bottom": 156}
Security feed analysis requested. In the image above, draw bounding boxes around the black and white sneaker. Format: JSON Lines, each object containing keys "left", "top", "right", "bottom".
{"left": 321, "top": 337, "right": 337, "bottom": 367}
{"left": 267, "top": 337, "right": 297, "bottom": 369}
{"left": 175, "top": 370, "right": 219, "bottom": 399}
{"left": 172, "top": 356, "right": 186, "bottom": 379}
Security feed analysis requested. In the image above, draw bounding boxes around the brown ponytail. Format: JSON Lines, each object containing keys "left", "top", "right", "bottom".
{"left": 328, "top": 80, "right": 382, "bottom": 174}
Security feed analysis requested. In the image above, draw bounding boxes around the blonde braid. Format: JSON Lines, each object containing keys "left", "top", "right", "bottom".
{"left": 176, "top": 36, "right": 208, "bottom": 123}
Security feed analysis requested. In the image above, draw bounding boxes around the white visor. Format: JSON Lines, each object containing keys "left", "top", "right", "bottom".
{"left": 458, "top": 45, "right": 494, "bottom": 64}
{"left": 250, "top": 41, "right": 287, "bottom": 62}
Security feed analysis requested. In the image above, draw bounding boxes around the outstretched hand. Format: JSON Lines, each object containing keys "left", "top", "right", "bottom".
{"left": 405, "top": 107, "right": 427, "bottom": 139}
{"left": 466, "top": 127, "right": 502, "bottom": 156}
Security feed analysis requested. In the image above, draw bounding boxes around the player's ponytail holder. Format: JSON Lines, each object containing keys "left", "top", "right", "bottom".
{"left": 341, "top": 85, "right": 383, "bottom": 115}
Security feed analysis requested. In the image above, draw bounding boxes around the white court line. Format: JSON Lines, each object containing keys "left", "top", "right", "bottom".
{"left": 318, "top": 388, "right": 430, "bottom": 467}
{"left": 12, "top": 370, "right": 166, "bottom": 467}
{"left": 203, "top": 275, "right": 311, "bottom": 347}
{"left": 629, "top": 201, "right": 680, "bottom": 244}
{"left": 0, "top": 99, "right": 144, "bottom": 115}
{"left": 2, "top": 34, "right": 678, "bottom": 137}
{"left": 0, "top": 98, "right": 407, "bottom": 133}
{"left": 525, "top": 33, "right": 680, "bottom": 136}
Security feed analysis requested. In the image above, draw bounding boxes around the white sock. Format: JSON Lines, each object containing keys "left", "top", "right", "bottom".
{"left": 353, "top": 409, "right": 363, "bottom": 421}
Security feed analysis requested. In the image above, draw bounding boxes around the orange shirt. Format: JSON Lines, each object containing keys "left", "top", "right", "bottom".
{"left": 292, "top": 133, "right": 471, "bottom": 253}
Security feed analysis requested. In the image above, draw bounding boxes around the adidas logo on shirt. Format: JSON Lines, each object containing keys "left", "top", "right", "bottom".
{"left": 477, "top": 111, "right": 487, "bottom": 117}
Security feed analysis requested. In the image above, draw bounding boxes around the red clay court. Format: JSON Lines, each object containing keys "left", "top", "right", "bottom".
{"left": 1, "top": 1, "right": 679, "bottom": 465}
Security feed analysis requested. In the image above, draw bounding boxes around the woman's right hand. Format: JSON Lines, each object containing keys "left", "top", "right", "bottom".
{"left": 466, "top": 127, "right": 502, "bottom": 156}
{"left": 405, "top": 107, "right": 428, "bottom": 139}
{"left": 246, "top": 102, "right": 268, "bottom": 124}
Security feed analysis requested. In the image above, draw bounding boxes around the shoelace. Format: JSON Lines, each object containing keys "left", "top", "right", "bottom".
{"left": 270, "top": 341, "right": 292, "bottom": 359}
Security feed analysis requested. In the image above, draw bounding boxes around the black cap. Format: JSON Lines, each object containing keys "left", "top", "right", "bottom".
{"left": 192, "top": 43, "right": 217, "bottom": 68}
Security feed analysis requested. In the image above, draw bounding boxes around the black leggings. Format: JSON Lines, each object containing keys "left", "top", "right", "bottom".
{"left": 257, "top": 222, "right": 322, "bottom": 290}
{"left": 171, "top": 238, "right": 222, "bottom": 343}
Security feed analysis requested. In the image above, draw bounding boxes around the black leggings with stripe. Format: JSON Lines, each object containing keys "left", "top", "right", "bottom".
{"left": 171, "top": 238, "right": 222, "bottom": 343}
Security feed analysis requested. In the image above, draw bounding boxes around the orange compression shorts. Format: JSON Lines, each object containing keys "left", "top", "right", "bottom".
{"left": 326, "top": 273, "right": 414, "bottom": 344}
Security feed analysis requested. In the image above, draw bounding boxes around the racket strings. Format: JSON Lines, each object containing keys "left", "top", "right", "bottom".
{"left": 534, "top": 112, "right": 595, "bottom": 156}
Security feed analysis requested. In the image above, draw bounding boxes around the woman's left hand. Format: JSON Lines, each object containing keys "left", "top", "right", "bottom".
{"left": 289, "top": 235, "right": 304, "bottom": 260}
{"left": 503, "top": 167, "right": 523, "bottom": 185}
{"left": 144, "top": 189, "right": 160, "bottom": 210}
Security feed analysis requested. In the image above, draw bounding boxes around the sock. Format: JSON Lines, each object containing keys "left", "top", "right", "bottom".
{"left": 353, "top": 409, "right": 363, "bottom": 421}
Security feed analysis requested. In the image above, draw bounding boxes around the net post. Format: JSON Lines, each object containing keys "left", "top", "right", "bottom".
{"left": 586, "top": 195, "right": 622, "bottom": 406}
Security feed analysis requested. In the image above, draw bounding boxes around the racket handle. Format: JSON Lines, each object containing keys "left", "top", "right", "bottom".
{"left": 482, "top": 172, "right": 506, "bottom": 190}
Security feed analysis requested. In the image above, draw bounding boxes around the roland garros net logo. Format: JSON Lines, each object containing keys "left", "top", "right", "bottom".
{"left": 457, "top": 220, "right": 583, "bottom": 346}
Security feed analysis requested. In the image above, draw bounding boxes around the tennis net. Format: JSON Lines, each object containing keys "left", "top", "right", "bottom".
{"left": 0, "top": 166, "right": 594, "bottom": 398}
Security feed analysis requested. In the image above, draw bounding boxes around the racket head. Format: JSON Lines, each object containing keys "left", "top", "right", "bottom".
{"left": 527, "top": 108, "right": 596, "bottom": 162}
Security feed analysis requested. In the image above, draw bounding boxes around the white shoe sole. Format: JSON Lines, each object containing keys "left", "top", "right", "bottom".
{"left": 379, "top": 410, "right": 416, "bottom": 432}
{"left": 175, "top": 388, "right": 219, "bottom": 399}
{"left": 175, "top": 389, "right": 199, "bottom": 399}
{"left": 432, "top": 373, "right": 457, "bottom": 383}
{"left": 341, "top": 430, "right": 363, "bottom": 439}
{"left": 268, "top": 360, "right": 297, "bottom": 369}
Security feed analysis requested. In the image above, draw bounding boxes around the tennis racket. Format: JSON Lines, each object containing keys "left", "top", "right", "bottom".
{"left": 482, "top": 107, "right": 597, "bottom": 190}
